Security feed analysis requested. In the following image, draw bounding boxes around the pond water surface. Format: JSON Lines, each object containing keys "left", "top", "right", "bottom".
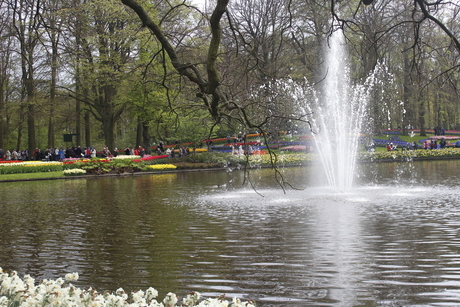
{"left": 1, "top": 160, "right": 460, "bottom": 306}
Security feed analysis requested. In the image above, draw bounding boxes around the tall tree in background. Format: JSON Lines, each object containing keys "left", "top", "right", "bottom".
{"left": 61, "top": 0, "right": 92, "bottom": 147}
{"left": 1, "top": 0, "right": 460, "bottom": 151}
{"left": 42, "top": 0, "right": 64, "bottom": 149}
{"left": 72, "top": 0, "right": 145, "bottom": 151}
{"left": 287, "top": 0, "right": 331, "bottom": 81}
{"left": 121, "top": 0, "right": 233, "bottom": 122}
{"left": 10, "top": 0, "right": 45, "bottom": 155}
{"left": 0, "top": 2, "right": 12, "bottom": 150}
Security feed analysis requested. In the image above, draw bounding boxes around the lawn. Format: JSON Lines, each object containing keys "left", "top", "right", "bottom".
{"left": 0, "top": 171, "right": 65, "bottom": 181}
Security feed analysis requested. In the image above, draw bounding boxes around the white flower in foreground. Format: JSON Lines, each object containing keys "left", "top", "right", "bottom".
{"left": 183, "top": 292, "right": 200, "bottom": 306}
{"left": 0, "top": 278, "right": 11, "bottom": 296}
{"left": 132, "top": 290, "right": 145, "bottom": 303}
{"left": 55, "top": 278, "right": 65, "bottom": 287}
{"left": 148, "top": 302, "right": 163, "bottom": 307}
{"left": 195, "top": 298, "right": 228, "bottom": 307}
{"left": 105, "top": 292, "right": 126, "bottom": 307}
{"left": 145, "top": 287, "right": 159, "bottom": 301}
{"left": 0, "top": 270, "right": 256, "bottom": 307}
{"left": 163, "top": 292, "right": 178, "bottom": 307}
{"left": 231, "top": 297, "right": 256, "bottom": 307}
{"left": 23, "top": 275, "right": 35, "bottom": 288}
{"left": 116, "top": 287, "right": 129, "bottom": 301}
{"left": 65, "top": 273, "right": 79, "bottom": 281}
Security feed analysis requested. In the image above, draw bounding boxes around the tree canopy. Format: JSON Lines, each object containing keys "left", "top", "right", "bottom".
{"left": 1, "top": 0, "right": 459, "bottom": 152}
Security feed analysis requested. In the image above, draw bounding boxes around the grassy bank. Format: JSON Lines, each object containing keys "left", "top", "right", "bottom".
{"left": 2, "top": 148, "right": 460, "bottom": 182}
{"left": 0, "top": 171, "right": 65, "bottom": 181}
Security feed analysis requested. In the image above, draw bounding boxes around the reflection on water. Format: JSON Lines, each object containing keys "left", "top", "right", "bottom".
{"left": 1, "top": 161, "right": 460, "bottom": 306}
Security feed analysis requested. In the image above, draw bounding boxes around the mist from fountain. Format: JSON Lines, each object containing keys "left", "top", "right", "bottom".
{"left": 307, "top": 30, "right": 374, "bottom": 190}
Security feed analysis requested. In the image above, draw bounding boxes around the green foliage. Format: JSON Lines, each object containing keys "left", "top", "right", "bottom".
{"left": 76, "top": 158, "right": 147, "bottom": 174}
{"left": 0, "top": 172, "right": 65, "bottom": 181}
{"left": 164, "top": 152, "right": 246, "bottom": 168}
{"left": 62, "top": 163, "right": 85, "bottom": 170}
{"left": 167, "top": 152, "right": 229, "bottom": 167}
{"left": 112, "top": 158, "right": 148, "bottom": 172}
{"left": 172, "top": 162, "right": 222, "bottom": 169}
{"left": 0, "top": 164, "right": 64, "bottom": 174}
{"left": 77, "top": 160, "right": 113, "bottom": 174}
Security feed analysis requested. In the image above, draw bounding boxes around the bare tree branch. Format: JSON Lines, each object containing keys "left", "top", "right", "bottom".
{"left": 414, "top": 0, "right": 460, "bottom": 53}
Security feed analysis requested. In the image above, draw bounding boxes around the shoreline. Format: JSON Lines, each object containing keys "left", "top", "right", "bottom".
{"left": 0, "top": 166, "right": 230, "bottom": 183}
{"left": 2, "top": 155, "right": 460, "bottom": 183}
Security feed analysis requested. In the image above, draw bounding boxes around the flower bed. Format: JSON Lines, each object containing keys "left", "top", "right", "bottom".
{"left": 358, "top": 148, "right": 460, "bottom": 162}
{"left": 0, "top": 161, "right": 64, "bottom": 174}
{"left": 223, "top": 141, "right": 261, "bottom": 147}
{"left": 0, "top": 268, "right": 255, "bottom": 307}
{"left": 2, "top": 149, "right": 460, "bottom": 177}
{"left": 147, "top": 164, "right": 177, "bottom": 170}
{"left": 63, "top": 169, "right": 87, "bottom": 176}
{"left": 111, "top": 155, "right": 141, "bottom": 160}
{"left": 134, "top": 155, "right": 169, "bottom": 162}
{"left": 279, "top": 145, "right": 306, "bottom": 151}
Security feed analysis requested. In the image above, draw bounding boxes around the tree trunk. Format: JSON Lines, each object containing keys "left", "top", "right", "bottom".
{"left": 0, "top": 78, "right": 4, "bottom": 149}
{"left": 26, "top": 77, "right": 36, "bottom": 154}
{"left": 76, "top": 93, "right": 82, "bottom": 147}
{"left": 136, "top": 117, "right": 142, "bottom": 147}
{"left": 27, "top": 104, "right": 36, "bottom": 153}
{"left": 142, "top": 123, "right": 150, "bottom": 154}
{"left": 401, "top": 48, "right": 412, "bottom": 136}
{"left": 85, "top": 110, "right": 91, "bottom": 148}
{"left": 74, "top": 1, "right": 83, "bottom": 147}
{"left": 101, "top": 115, "right": 115, "bottom": 153}
{"left": 48, "top": 117, "right": 54, "bottom": 148}
{"left": 419, "top": 99, "right": 426, "bottom": 136}
{"left": 47, "top": 18, "right": 58, "bottom": 149}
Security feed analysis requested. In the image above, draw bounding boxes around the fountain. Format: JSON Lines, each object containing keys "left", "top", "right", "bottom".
{"left": 306, "top": 30, "right": 372, "bottom": 190}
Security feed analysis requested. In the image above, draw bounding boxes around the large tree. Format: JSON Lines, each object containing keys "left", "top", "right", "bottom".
{"left": 121, "top": 0, "right": 320, "bottom": 136}
{"left": 0, "top": 2, "right": 13, "bottom": 150}
{"left": 9, "top": 0, "right": 46, "bottom": 155}
{"left": 67, "top": 0, "right": 147, "bottom": 151}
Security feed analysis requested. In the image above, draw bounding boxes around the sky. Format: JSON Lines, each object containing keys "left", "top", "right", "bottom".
{"left": 191, "top": 0, "right": 211, "bottom": 10}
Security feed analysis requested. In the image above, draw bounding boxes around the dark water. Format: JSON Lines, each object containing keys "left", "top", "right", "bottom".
{"left": 1, "top": 160, "right": 460, "bottom": 306}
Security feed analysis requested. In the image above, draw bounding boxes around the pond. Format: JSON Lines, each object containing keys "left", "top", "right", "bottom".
{"left": 1, "top": 160, "right": 460, "bottom": 306}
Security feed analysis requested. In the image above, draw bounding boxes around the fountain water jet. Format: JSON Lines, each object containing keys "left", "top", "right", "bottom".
{"left": 307, "top": 30, "right": 373, "bottom": 190}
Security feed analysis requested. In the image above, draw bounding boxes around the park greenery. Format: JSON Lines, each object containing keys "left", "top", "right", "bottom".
{"left": 1, "top": 0, "right": 460, "bottom": 155}
{"left": 1, "top": 138, "right": 460, "bottom": 180}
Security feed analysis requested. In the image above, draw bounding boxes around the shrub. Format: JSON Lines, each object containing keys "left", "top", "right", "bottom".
{"left": 172, "top": 162, "right": 221, "bottom": 169}
{"left": 168, "top": 152, "right": 229, "bottom": 167}
{"left": 76, "top": 158, "right": 147, "bottom": 174}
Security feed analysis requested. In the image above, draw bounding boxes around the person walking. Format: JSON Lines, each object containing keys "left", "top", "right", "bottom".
{"left": 90, "top": 147, "right": 97, "bottom": 158}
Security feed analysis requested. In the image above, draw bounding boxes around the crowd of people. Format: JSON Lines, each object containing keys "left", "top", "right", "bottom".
{"left": 0, "top": 146, "right": 101, "bottom": 161}
{"left": 0, "top": 142, "right": 195, "bottom": 161}
{"left": 386, "top": 138, "right": 453, "bottom": 152}
{"left": 422, "top": 139, "right": 449, "bottom": 150}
